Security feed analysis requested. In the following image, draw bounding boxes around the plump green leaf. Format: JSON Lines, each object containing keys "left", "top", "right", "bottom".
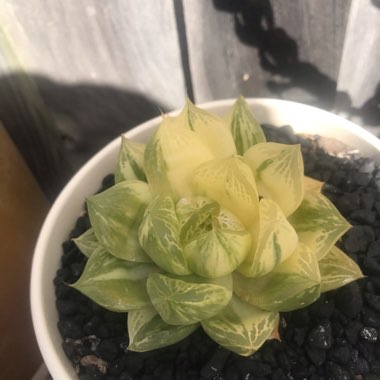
{"left": 225, "top": 96, "right": 266, "bottom": 155}
{"left": 138, "top": 195, "right": 190, "bottom": 275}
{"left": 192, "top": 155, "right": 259, "bottom": 227}
{"left": 239, "top": 198, "right": 298, "bottom": 277}
{"left": 147, "top": 273, "right": 232, "bottom": 325}
{"left": 177, "top": 98, "right": 237, "bottom": 158}
{"left": 144, "top": 117, "right": 214, "bottom": 199}
{"left": 128, "top": 307, "right": 198, "bottom": 352}
{"left": 319, "top": 245, "right": 364, "bottom": 293}
{"left": 72, "top": 247, "right": 160, "bottom": 312}
{"left": 244, "top": 142, "right": 304, "bottom": 216}
{"left": 73, "top": 228, "right": 99, "bottom": 257}
{"left": 234, "top": 243, "right": 321, "bottom": 312}
{"left": 288, "top": 191, "right": 351, "bottom": 261}
{"left": 183, "top": 207, "right": 252, "bottom": 278}
{"left": 115, "top": 136, "right": 146, "bottom": 183}
{"left": 87, "top": 180, "right": 151, "bottom": 262}
{"left": 201, "top": 296, "right": 279, "bottom": 356}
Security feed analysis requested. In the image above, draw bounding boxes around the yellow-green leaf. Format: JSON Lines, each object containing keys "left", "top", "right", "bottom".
{"left": 239, "top": 198, "right": 298, "bottom": 277}
{"left": 234, "top": 243, "right": 321, "bottom": 312}
{"left": 192, "top": 155, "right": 259, "bottom": 227}
{"left": 177, "top": 98, "right": 237, "bottom": 158}
{"left": 147, "top": 273, "right": 232, "bottom": 325}
{"left": 144, "top": 117, "right": 214, "bottom": 199}
{"left": 73, "top": 228, "right": 99, "bottom": 257}
{"left": 87, "top": 180, "right": 151, "bottom": 262}
{"left": 225, "top": 96, "right": 266, "bottom": 155}
{"left": 244, "top": 142, "right": 304, "bottom": 216}
{"left": 128, "top": 307, "right": 198, "bottom": 352}
{"left": 183, "top": 207, "right": 252, "bottom": 278}
{"left": 201, "top": 296, "right": 279, "bottom": 356}
{"left": 115, "top": 136, "right": 146, "bottom": 183}
{"left": 288, "top": 191, "right": 351, "bottom": 261}
{"left": 138, "top": 195, "right": 190, "bottom": 275}
{"left": 72, "top": 247, "right": 159, "bottom": 312}
{"left": 319, "top": 245, "right": 364, "bottom": 293}
{"left": 304, "top": 175, "right": 324, "bottom": 192}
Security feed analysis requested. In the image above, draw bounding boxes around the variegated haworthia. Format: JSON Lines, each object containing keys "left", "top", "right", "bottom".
{"left": 72, "top": 97, "right": 363, "bottom": 356}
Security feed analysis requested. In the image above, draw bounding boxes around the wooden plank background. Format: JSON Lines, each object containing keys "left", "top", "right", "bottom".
{"left": 183, "top": 0, "right": 350, "bottom": 105}
{"left": 0, "top": 0, "right": 379, "bottom": 198}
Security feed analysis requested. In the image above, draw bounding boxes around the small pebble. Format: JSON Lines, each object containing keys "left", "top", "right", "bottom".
{"left": 306, "top": 345, "right": 326, "bottom": 366}
{"left": 327, "top": 344, "right": 352, "bottom": 365}
{"left": 307, "top": 321, "right": 333, "bottom": 349}
{"left": 360, "top": 327, "right": 378, "bottom": 342}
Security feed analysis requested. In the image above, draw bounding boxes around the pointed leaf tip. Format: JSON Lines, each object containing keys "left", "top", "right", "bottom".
{"left": 226, "top": 96, "right": 266, "bottom": 155}
{"left": 115, "top": 136, "right": 146, "bottom": 183}
{"left": 87, "top": 180, "right": 152, "bottom": 262}
{"left": 180, "top": 100, "right": 237, "bottom": 158}
{"left": 72, "top": 247, "right": 158, "bottom": 312}
{"left": 144, "top": 118, "right": 214, "bottom": 199}
{"left": 319, "top": 245, "right": 364, "bottom": 293}
{"left": 128, "top": 307, "right": 198, "bottom": 352}
{"left": 288, "top": 191, "right": 351, "bottom": 261}
{"left": 244, "top": 142, "right": 304, "bottom": 216}
{"left": 201, "top": 296, "right": 279, "bottom": 356}
{"left": 73, "top": 227, "right": 99, "bottom": 257}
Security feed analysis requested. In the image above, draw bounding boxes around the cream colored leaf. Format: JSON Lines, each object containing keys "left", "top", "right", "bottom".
{"left": 192, "top": 155, "right": 259, "bottom": 227}
{"left": 239, "top": 198, "right": 298, "bottom": 277}
{"left": 177, "top": 98, "right": 237, "bottom": 158}
{"left": 144, "top": 117, "right": 214, "bottom": 199}
{"left": 244, "top": 142, "right": 304, "bottom": 216}
{"left": 304, "top": 175, "right": 324, "bottom": 192}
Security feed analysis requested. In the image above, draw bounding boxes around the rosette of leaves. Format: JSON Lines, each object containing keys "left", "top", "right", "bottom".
{"left": 72, "top": 97, "right": 363, "bottom": 356}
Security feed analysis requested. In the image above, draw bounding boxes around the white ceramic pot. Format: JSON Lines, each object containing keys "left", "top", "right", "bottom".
{"left": 30, "top": 98, "right": 380, "bottom": 379}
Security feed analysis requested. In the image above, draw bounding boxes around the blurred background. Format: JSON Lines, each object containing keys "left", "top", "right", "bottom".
{"left": 0, "top": 0, "right": 379, "bottom": 378}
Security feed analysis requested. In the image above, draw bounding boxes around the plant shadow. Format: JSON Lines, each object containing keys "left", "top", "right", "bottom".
{"left": 0, "top": 72, "right": 164, "bottom": 199}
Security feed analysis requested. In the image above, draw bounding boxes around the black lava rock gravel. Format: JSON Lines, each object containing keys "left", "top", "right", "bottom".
{"left": 54, "top": 125, "right": 380, "bottom": 379}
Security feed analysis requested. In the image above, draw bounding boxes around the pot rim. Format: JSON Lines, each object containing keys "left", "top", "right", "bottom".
{"left": 30, "top": 97, "right": 380, "bottom": 379}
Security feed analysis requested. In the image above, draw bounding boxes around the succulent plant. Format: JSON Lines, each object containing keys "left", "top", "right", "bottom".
{"left": 72, "top": 97, "right": 363, "bottom": 356}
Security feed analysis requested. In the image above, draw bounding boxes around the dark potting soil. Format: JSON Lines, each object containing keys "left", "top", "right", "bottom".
{"left": 55, "top": 125, "right": 380, "bottom": 380}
